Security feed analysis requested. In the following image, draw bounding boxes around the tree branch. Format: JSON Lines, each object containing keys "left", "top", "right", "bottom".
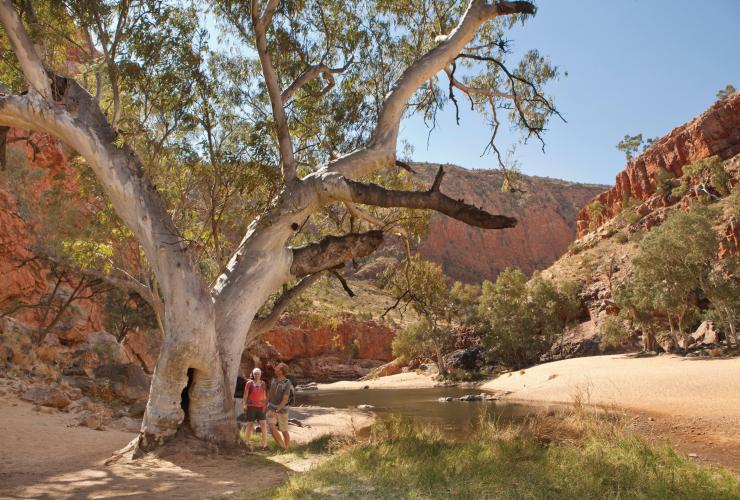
{"left": 0, "top": 83, "right": 206, "bottom": 306}
{"left": 0, "top": 0, "right": 52, "bottom": 100}
{"left": 290, "top": 230, "right": 384, "bottom": 277}
{"left": 251, "top": 0, "right": 296, "bottom": 183}
{"left": 326, "top": 0, "right": 535, "bottom": 180}
{"left": 323, "top": 174, "right": 517, "bottom": 230}
{"left": 330, "top": 269, "right": 355, "bottom": 297}
{"left": 248, "top": 272, "right": 322, "bottom": 341}
{"left": 281, "top": 58, "right": 353, "bottom": 103}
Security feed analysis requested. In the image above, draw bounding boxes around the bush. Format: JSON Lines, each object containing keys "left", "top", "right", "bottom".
{"left": 599, "top": 315, "right": 629, "bottom": 350}
{"left": 654, "top": 168, "right": 675, "bottom": 197}
{"left": 683, "top": 156, "right": 730, "bottom": 196}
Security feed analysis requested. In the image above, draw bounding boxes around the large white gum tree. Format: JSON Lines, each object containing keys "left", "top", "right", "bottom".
{"left": 0, "top": 0, "right": 559, "bottom": 450}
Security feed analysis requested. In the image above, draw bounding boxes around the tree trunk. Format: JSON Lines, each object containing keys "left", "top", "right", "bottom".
{"left": 678, "top": 314, "right": 689, "bottom": 353}
{"left": 139, "top": 297, "right": 235, "bottom": 450}
{"left": 668, "top": 316, "right": 680, "bottom": 352}
{"left": 436, "top": 347, "right": 447, "bottom": 376}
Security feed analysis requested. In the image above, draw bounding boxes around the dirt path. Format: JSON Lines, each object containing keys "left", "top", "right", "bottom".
{"left": 481, "top": 353, "right": 740, "bottom": 473}
{"left": 0, "top": 394, "right": 371, "bottom": 499}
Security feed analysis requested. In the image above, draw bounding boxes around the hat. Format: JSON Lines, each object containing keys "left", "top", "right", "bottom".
{"left": 252, "top": 367, "right": 262, "bottom": 376}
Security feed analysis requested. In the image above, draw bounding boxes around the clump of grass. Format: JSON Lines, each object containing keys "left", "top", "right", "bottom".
{"left": 269, "top": 409, "right": 740, "bottom": 499}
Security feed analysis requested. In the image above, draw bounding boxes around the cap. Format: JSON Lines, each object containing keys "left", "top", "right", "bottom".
{"left": 252, "top": 367, "right": 262, "bottom": 376}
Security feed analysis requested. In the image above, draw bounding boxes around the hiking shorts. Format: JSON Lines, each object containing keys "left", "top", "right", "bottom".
{"left": 245, "top": 406, "right": 267, "bottom": 422}
{"left": 268, "top": 410, "right": 289, "bottom": 431}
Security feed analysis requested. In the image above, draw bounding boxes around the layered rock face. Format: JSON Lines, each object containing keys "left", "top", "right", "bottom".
{"left": 251, "top": 318, "right": 395, "bottom": 382}
{"left": 409, "top": 164, "right": 607, "bottom": 282}
{"left": 576, "top": 93, "right": 740, "bottom": 237}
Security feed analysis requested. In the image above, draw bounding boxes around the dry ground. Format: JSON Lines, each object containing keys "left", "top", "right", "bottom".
{"left": 0, "top": 394, "right": 370, "bottom": 499}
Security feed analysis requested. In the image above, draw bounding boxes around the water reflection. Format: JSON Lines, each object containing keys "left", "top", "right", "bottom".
{"left": 296, "top": 388, "right": 547, "bottom": 435}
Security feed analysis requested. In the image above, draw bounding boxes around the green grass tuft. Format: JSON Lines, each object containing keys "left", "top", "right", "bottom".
{"left": 268, "top": 417, "right": 740, "bottom": 499}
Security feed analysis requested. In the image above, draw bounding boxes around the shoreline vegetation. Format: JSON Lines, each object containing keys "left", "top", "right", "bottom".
{"left": 268, "top": 403, "right": 740, "bottom": 499}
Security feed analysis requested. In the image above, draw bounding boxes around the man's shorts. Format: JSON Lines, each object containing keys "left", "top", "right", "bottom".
{"left": 245, "top": 406, "right": 267, "bottom": 422}
{"left": 268, "top": 410, "right": 289, "bottom": 431}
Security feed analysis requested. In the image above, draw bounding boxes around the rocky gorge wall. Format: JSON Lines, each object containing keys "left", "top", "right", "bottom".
{"left": 409, "top": 164, "right": 607, "bottom": 282}
{"left": 576, "top": 93, "right": 740, "bottom": 237}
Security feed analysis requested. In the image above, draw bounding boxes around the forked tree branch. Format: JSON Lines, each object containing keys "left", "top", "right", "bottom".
{"left": 327, "top": 0, "right": 535, "bottom": 180}
{"left": 322, "top": 170, "right": 517, "bottom": 230}
{"left": 0, "top": 0, "right": 52, "bottom": 100}
{"left": 282, "top": 58, "right": 353, "bottom": 103}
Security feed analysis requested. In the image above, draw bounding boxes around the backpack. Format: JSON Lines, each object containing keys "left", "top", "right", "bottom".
{"left": 286, "top": 375, "right": 297, "bottom": 406}
{"left": 245, "top": 379, "right": 265, "bottom": 402}
{"left": 271, "top": 378, "right": 295, "bottom": 407}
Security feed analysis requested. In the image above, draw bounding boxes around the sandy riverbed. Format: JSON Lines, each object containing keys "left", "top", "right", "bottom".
{"left": 0, "top": 393, "right": 371, "bottom": 499}
{"left": 480, "top": 353, "right": 740, "bottom": 417}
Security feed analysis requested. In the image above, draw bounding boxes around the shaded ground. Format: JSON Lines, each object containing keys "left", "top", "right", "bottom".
{"left": 0, "top": 393, "right": 370, "bottom": 499}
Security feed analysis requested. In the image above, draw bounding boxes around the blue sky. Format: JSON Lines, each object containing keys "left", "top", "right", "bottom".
{"left": 399, "top": 0, "right": 740, "bottom": 185}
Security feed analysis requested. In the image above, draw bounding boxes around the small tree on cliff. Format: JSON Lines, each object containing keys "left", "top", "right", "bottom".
{"left": 0, "top": 0, "right": 559, "bottom": 450}
{"left": 716, "top": 84, "right": 736, "bottom": 100}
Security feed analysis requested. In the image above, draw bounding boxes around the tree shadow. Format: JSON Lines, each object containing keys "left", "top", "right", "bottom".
{"left": 3, "top": 441, "right": 289, "bottom": 499}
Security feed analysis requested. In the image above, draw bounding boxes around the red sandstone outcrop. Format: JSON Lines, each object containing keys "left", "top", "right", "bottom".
{"left": 0, "top": 131, "right": 106, "bottom": 341}
{"left": 407, "top": 164, "right": 606, "bottom": 282}
{"left": 254, "top": 317, "right": 396, "bottom": 381}
{"left": 577, "top": 93, "right": 740, "bottom": 237}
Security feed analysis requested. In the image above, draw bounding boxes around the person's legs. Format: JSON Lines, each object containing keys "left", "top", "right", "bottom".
{"left": 269, "top": 420, "right": 286, "bottom": 448}
{"left": 244, "top": 421, "right": 254, "bottom": 447}
{"left": 277, "top": 412, "right": 290, "bottom": 449}
{"left": 258, "top": 419, "right": 268, "bottom": 448}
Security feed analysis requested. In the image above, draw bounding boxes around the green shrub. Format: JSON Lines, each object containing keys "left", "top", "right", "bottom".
{"left": 671, "top": 181, "right": 689, "bottom": 199}
{"left": 614, "top": 231, "right": 629, "bottom": 244}
{"left": 599, "top": 315, "right": 629, "bottom": 350}
{"left": 654, "top": 168, "right": 675, "bottom": 197}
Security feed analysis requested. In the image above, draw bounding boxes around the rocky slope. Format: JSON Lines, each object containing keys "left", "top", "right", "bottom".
{"left": 576, "top": 93, "right": 740, "bottom": 236}
{"left": 410, "top": 164, "right": 607, "bottom": 282}
{"left": 542, "top": 93, "right": 740, "bottom": 360}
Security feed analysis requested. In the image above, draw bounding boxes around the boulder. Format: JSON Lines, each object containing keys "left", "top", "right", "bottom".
{"left": 92, "top": 363, "right": 150, "bottom": 402}
{"left": 78, "top": 411, "right": 104, "bottom": 430}
{"left": 127, "top": 400, "right": 147, "bottom": 417}
{"left": 542, "top": 320, "right": 602, "bottom": 362}
{"left": 458, "top": 394, "right": 482, "bottom": 402}
{"left": 357, "top": 404, "right": 374, "bottom": 410}
{"left": 443, "top": 347, "right": 483, "bottom": 371}
{"left": 418, "top": 363, "right": 438, "bottom": 374}
{"left": 658, "top": 335, "right": 676, "bottom": 353}
{"left": 21, "top": 385, "right": 71, "bottom": 409}
{"left": 437, "top": 397, "right": 453, "bottom": 402}
{"left": 692, "top": 321, "right": 722, "bottom": 345}
{"left": 362, "top": 359, "right": 402, "bottom": 380}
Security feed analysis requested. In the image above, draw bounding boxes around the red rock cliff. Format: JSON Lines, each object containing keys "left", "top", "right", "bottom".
{"left": 0, "top": 130, "right": 105, "bottom": 341}
{"left": 576, "top": 93, "right": 740, "bottom": 237}
{"left": 408, "top": 164, "right": 607, "bottom": 282}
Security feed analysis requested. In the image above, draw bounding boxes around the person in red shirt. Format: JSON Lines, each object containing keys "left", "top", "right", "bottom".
{"left": 242, "top": 367, "right": 268, "bottom": 450}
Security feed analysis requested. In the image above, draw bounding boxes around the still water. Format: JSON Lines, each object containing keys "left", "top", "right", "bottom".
{"left": 295, "top": 387, "right": 548, "bottom": 434}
